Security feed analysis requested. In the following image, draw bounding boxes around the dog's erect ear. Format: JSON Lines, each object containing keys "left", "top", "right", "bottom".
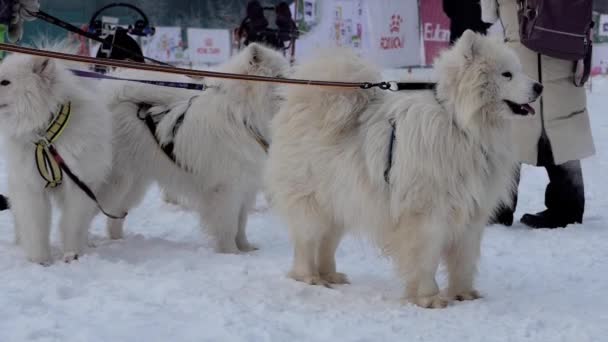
{"left": 248, "top": 43, "right": 261, "bottom": 66}
{"left": 32, "top": 57, "right": 55, "bottom": 79}
{"left": 459, "top": 30, "right": 479, "bottom": 61}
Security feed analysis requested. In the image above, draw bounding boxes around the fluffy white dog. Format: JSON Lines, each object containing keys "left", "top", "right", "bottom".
{"left": 266, "top": 30, "right": 543, "bottom": 308}
{"left": 0, "top": 53, "right": 112, "bottom": 264}
{"left": 99, "top": 43, "right": 289, "bottom": 253}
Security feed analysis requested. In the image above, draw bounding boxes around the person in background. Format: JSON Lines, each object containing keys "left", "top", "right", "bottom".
{"left": 275, "top": 1, "right": 298, "bottom": 50}
{"left": 443, "top": 0, "right": 492, "bottom": 44}
{"left": 481, "top": 0, "right": 595, "bottom": 228}
{"left": 0, "top": 0, "right": 39, "bottom": 42}
{"left": 95, "top": 28, "right": 145, "bottom": 63}
{"left": 238, "top": 0, "right": 269, "bottom": 47}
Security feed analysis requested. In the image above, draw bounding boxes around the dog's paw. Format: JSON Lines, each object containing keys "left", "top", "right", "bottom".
{"left": 215, "top": 244, "right": 241, "bottom": 254}
{"left": 449, "top": 289, "right": 482, "bottom": 301}
{"left": 320, "top": 272, "right": 350, "bottom": 285}
{"left": 406, "top": 295, "right": 449, "bottom": 309}
{"left": 236, "top": 242, "right": 259, "bottom": 253}
{"left": 288, "top": 271, "right": 332, "bottom": 288}
{"left": 27, "top": 251, "right": 52, "bottom": 266}
{"left": 63, "top": 252, "right": 79, "bottom": 263}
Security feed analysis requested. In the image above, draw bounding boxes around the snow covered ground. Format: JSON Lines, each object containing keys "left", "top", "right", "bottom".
{"left": 0, "top": 77, "right": 607, "bottom": 342}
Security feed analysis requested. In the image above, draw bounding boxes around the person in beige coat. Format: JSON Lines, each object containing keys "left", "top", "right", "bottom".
{"left": 480, "top": 0, "right": 595, "bottom": 228}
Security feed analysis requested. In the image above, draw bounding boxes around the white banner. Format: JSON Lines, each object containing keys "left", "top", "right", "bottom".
{"left": 142, "top": 26, "right": 186, "bottom": 63}
{"left": 187, "top": 28, "right": 232, "bottom": 65}
{"left": 330, "top": 0, "right": 364, "bottom": 51}
{"left": 600, "top": 14, "right": 608, "bottom": 37}
{"left": 362, "top": 0, "right": 420, "bottom": 67}
{"left": 292, "top": 0, "right": 419, "bottom": 67}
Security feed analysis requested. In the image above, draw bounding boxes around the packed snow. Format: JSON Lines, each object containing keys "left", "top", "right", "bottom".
{"left": 0, "top": 76, "right": 607, "bottom": 342}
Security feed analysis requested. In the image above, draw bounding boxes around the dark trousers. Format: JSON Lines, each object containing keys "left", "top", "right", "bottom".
{"left": 494, "top": 136, "right": 585, "bottom": 222}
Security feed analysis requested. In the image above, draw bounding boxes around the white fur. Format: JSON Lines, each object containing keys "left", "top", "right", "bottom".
{"left": 98, "top": 44, "right": 289, "bottom": 253}
{"left": 0, "top": 49, "right": 112, "bottom": 264}
{"left": 266, "top": 31, "right": 541, "bottom": 308}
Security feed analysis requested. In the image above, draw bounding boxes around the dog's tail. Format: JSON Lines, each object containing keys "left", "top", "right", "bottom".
{"left": 284, "top": 49, "right": 381, "bottom": 136}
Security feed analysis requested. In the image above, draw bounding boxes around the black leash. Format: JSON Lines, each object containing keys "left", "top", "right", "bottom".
{"left": 28, "top": 9, "right": 173, "bottom": 67}
{"left": 46, "top": 144, "right": 126, "bottom": 219}
{"left": 362, "top": 81, "right": 436, "bottom": 91}
{"left": 70, "top": 69, "right": 208, "bottom": 91}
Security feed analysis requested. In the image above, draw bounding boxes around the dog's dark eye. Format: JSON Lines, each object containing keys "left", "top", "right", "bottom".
{"left": 0, "top": 80, "right": 10, "bottom": 86}
{"left": 502, "top": 72, "right": 513, "bottom": 79}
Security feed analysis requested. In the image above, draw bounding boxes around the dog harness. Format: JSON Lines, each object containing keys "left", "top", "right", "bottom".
{"left": 138, "top": 96, "right": 270, "bottom": 170}
{"left": 35, "top": 102, "right": 71, "bottom": 188}
{"left": 33, "top": 102, "right": 125, "bottom": 219}
{"left": 137, "top": 96, "right": 198, "bottom": 169}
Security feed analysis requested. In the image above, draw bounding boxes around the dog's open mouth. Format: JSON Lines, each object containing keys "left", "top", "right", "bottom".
{"left": 504, "top": 100, "right": 535, "bottom": 116}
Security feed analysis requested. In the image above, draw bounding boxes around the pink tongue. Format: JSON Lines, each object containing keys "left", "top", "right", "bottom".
{"left": 522, "top": 104, "right": 535, "bottom": 115}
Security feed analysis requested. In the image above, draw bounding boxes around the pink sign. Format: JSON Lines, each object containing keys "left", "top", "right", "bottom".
{"left": 420, "top": 0, "right": 450, "bottom": 65}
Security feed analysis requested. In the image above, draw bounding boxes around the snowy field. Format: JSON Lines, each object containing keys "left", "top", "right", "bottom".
{"left": 0, "top": 76, "right": 607, "bottom": 342}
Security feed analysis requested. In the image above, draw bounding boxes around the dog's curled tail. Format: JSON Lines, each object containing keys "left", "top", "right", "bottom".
{"left": 285, "top": 49, "right": 381, "bottom": 136}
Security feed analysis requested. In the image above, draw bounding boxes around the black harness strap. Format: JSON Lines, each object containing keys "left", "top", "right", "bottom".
{"left": 138, "top": 96, "right": 198, "bottom": 167}
{"left": 384, "top": 119, "right": 397, "bottom": 184}
{"left": 383, "top": 84, "right": 439, "bottom": 185}
{"left": 47, "top": 145, "right": 126, "bottom": 219}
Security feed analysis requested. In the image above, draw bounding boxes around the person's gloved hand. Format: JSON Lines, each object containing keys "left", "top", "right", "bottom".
{"left": 8, "top": 0, "right": 40, "bottom": 43}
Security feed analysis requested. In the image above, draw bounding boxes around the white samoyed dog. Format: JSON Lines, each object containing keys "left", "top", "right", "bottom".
{"left": 0, "top": 52, "right": 112, "bottom": 264}
{"left": 266, "top": 30, "right": 543, "bottom": 308}
{"left": 98, "top": 43, "right": 289, "bottom": 253}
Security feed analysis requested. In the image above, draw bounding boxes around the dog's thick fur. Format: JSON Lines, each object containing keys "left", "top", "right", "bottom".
{"left": 98, "top": 44, "right": 289, "bottom": 253}
{"left": 0, "top": 52, "right": 112, "bottom": 264}
{"left": 266, "top": 31, "right": 542, "bottom": 308}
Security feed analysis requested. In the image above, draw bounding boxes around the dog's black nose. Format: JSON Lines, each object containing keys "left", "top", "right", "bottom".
{"left": 533, "top": 83, "right": 543, "bottom": 95}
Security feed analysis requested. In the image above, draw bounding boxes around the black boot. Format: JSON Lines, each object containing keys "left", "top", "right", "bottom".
{"left": 0, "top": 194, "right": 9, "bottom": 211}
{"left": 521, "top": 160, "right": 584, "bottom": 229}
{"left": 521, "top": 209, "right": 582, "bottom": 229}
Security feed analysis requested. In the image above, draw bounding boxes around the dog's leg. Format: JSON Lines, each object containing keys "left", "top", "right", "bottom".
{"left": 390, "top": 215, "right": 448, "bottom": 309}
{"left": 10, "top": 187, "right": 52, "bottom": 264}
{"left": 286, "top": 196, "right": 331, "bottom": 286}
{"left": 235, "top": 197, "right": 258, "bottom": 252}
{"left": 59, "top": 188, "right": 98, "bottom": 262}
{"left": 14, "top": 220, "right": 21, "bottom": 246}
{"left": 445, "top": 220, "right": 484, "bottom": 301}
{"left": 200, "top": 186, "right": 241, "bottom": 254}
{"left": 100, "top": 174, "right": 149, "bottom": 240}
{"left": 318, "top": 225, "right": 349, "bottom": 284}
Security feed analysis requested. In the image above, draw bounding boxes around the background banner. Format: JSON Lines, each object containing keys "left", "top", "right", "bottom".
{"left": 419, "top": 0, "right": 450, "bottom": 65}
{"left": 187, "top": 28, "right": 232, "bottom": 66}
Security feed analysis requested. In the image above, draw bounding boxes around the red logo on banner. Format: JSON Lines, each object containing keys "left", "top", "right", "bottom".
{"left": 420, "top": 0, "right": 451, "bottom": 65}
{"left": 381, "top": 14, "right": 405, "bottom": 50}
{"left": 390, "top": 14, "right": 403, "bottom": 34}
{"left": 198, "top": 37, "right": 221, "bottom": 55}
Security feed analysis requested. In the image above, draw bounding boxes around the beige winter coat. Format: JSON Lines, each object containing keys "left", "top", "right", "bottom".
{"left": 480, "top": 0, "right": 595, "bottom": 165}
